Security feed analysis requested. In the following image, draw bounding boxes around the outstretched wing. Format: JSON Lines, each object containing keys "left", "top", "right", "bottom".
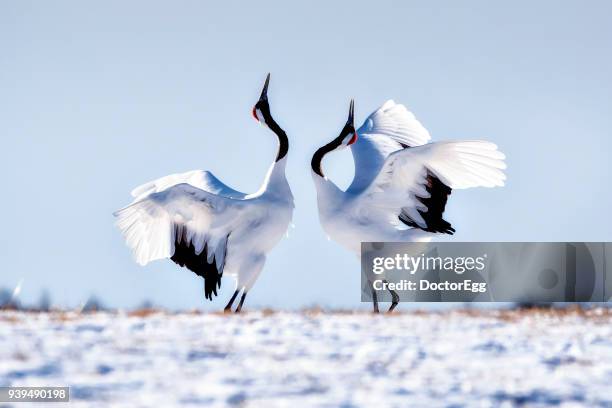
{"left": 130, "top": 170, "right": 246, "bottom": 202}
{"left": 353, "top": 141, "right": 506, "bottom": 234}
{"left": 349, "top": 100, "right": 432, "bottom": 192}
{"left": 357, "top": 100, "right": 431, "bottom": 147}
{"left": 114, "top": 183, "right": 249, "bottom": 300}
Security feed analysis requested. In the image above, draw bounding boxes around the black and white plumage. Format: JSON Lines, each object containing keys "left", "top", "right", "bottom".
{"left": 114, "top": 74, "right": 294, "bottom": 312}
{"left": 311, "top": 100, "right": 506, "bottom": 312}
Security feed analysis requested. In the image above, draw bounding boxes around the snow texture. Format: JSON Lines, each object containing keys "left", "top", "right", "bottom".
{"left": 1, "top": 309, "right": 611, "bottom": 407}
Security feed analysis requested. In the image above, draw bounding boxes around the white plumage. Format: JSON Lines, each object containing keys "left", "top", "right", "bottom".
{"left": 311, "top": 100, "right": 506, "bottom": 311}
{"left": 356, "top": 141, "right": 506, "bottom": 225}
{"left": 116, "top": 178, "right": 245, "bottom": 267}
{"left": 114, "top": 74, "right": 293, "bottom": 312}
{"left": 348, "top": 100, "right": 432, "bottom": 192}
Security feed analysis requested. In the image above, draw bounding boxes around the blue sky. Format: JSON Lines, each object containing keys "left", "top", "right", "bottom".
{"left": 1, "top": 1, "right": 611, "bottom": 309}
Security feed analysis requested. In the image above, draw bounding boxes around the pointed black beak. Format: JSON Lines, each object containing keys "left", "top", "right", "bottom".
{"left": 347, "top": 99, "right": 355, "bottom": 126}
{"left": 259, "top": 73, "right": 270, "bottom": 101}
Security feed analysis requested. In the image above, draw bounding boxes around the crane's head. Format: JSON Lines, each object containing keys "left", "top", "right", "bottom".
{"left": 252, "top": 73, "right": 272, "bottom": 127}
{"left": 310, "top": 100, "right": 358, "bottom": 177}
{"left": 334, "top": 99, "right": 358, "bottom": 149}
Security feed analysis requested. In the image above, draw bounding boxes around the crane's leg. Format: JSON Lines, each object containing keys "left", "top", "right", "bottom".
{"left": 235, "top": 291, "right": 247, "bottom": 314}
{"left": 388, "top": 289, "right": 400, "bottom": 313}
{"left": 224, "top": 290, "right": 239, "bottom": 313}
{"left": 382, "top": 280, "right": 399, "bottom": 313}
{"left": 372, "top": 288, "right": 379, "bottom": 313}
{"left": 234, "top": 255, "right": 265, "bottom": 314}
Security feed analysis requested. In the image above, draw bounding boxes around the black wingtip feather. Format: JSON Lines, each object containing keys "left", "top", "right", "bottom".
{"left": 170, "top": 226, "right": 228, "bottom": 301}
{"left": 399, "top": 171, "right": 455, "bottom": 235}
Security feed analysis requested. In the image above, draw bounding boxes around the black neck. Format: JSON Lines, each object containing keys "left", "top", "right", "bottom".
{"left": 268, "top": 119, "right": 288, "bottom": 162}
{"left": 259, "top": 103, "right": 288, "bottom": 162}
{"left": 312, "top": 124, "right": 352, "bottom": 177}
{"left": 311, "top": 141, "right": 338, "bottom": 177}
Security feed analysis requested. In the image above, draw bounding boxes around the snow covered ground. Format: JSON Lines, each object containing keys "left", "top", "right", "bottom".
{"left": 1, "top": 308, "right": 611, "bottom": 407}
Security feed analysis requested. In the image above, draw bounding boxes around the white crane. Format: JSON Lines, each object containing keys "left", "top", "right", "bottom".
{"left": 114, "top": 74, "right": 294, "bottom": 313}
{"left": 311, "top": 100, "right": 506, "bottom": 312}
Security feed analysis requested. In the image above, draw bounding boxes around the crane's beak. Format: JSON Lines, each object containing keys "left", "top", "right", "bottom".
{"left": 259, "top": 73, "right": 270, "bottom": 101}
{"left": 252, "top": 73, "right": 270, "bottom": 123}
{"left": 346, "top": 99, "right": 358, "bottom": 145}
{"left": 347, "top": 99, "right": 354, "bottom": 126}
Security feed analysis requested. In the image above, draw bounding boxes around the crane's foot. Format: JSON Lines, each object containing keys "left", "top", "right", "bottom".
{"left": 235, "top": 291, "right": 247, "bottom": 314}
{"left": 386, "top": 283, "right": 400, "bottom": 313}
{"left": 224, "top": 290, "right": 239, "bottom": 314}
{"left": 388, "top": 296, "right": 399, "bottom": 313}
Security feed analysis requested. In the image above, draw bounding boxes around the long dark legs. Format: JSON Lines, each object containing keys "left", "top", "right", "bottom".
{"left": 229, "top": 257, "right": 262, "bottom": 314}
{"left": 224, "top": 290, "right": 239, "bottom": 313}
{"left": 372, "top": 287, "right": 379, "bottom": 313}
{"left": 383, "top": 280, "right": 400, "bottom": 313}
{"left": 388, "top": 289, "right": 400, "bottom": 313}
{"left": 223, "top": 289, "right": 247, "bottom": 314}
{"left": 235, "top": 291, "right": 247, "bottom": 314}
{"left": 371, "top": 280, "right": 399, "bottom": 314}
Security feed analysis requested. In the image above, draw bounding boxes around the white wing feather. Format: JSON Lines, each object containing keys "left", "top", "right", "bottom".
{"left": 391, "top": 141, "right": 507, "bottom": 189}
{"left": 349, "top": 100, "right": 432, "bottom": 193}
{"left": 131, "top": 170, "right": 246, "bottom": 202}
{"left": 354, "top": 140, "right": 506, "bottom": 226}
{"left": 115, "top": 183, "right": 246, "bottom": 267}
{"left": 357, "top": 100, "right": 431, "bottom": 147}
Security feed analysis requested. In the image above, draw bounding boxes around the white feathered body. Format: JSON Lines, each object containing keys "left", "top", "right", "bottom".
{"left": 313, "top": 174, "right": 437, "bottom": 255}
{"left": 314, "top": 100, "right": 506, "bottom": 256}
{"left": 115, "top": 157, "right": 293, "bottom": 292}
